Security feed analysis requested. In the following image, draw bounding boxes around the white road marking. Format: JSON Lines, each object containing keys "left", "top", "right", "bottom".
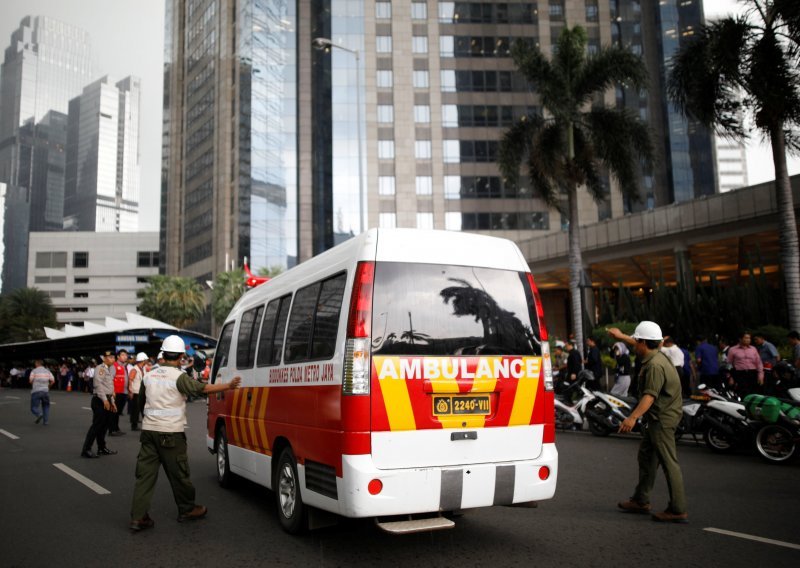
{"left": 0, "top": 429, "right": 20, "bottom": 440}
{"left": 52, "top": 463, "right": 110, "bottom": 495}
{"left": 5, "top": 396, "right": 20, "bottom": 400}
{"left": 82, "top": 407, "right": 91, "bottom": 410}
{"left": 704, "top": 528, "right": 800, "bottom": 551}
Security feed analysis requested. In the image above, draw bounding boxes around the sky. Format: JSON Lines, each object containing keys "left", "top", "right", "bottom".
{"left": 0, "top": 0, "right": 797, "bottom": 232}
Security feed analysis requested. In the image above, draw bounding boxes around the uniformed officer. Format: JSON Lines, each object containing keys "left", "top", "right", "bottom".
{"left": 129, "top": 335, "right": 241, "bottom": 532}
{"left": 608, "top": 321, "right": 688, "bottom": 523}
{"left": 81, "top": 350, "right": 118, "bottom": 458}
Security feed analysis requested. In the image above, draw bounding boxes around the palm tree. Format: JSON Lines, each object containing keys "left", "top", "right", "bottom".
{"left": 211, "top": 268, "right": 247, "bottom": 325}
{"left": 0, "top": 287, "right": 57, "bottom": 343}
{"left": 498, "top": 26, "right": 654, "bottom": 351}
{"left": 668, "top": 0, "right": 800, "bottom": 331}
{"left": 137, "top": 275, "right": 206, "bottom": 329}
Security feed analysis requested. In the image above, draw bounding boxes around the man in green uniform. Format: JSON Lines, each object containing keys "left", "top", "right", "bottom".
{"left": 608, "top": 321, "right": 688, "bottom": 523}
{"left": 129, "top": 335, "right": 241, "bottom": 532}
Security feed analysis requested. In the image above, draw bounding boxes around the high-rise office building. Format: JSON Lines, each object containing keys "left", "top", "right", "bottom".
{"left": 161, "top": 0, "right": 717, "bottom": 286}
{"left": 0, "top": 16, "right": 93, "bottom": 183}
{"left": 64, "top": 75, "right": 141, "bottom": 232}
{"left": 16, "top": 111, "right": 68, "bottom": 232}
{"left": 0, "top": 16, "right": 94, "bottom": 292}
{"left": 715, "top": 135, "right": 748, "bottom": 193}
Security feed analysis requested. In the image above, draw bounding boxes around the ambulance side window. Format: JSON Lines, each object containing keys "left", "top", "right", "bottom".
{"left": 256, "top": 294, "right": 291, "bottom": 367}
{"left": 236, "top": 306, "right": 264, "bottom": 369}
{"left": 310, "top": 273, "right": 346, "bottom": 359}
{"left": 211, "top": 322, "right": 234, "bottom": 384}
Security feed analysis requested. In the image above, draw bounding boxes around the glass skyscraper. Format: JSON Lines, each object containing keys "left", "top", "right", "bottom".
{"left": 0, "top": 16, "right": 93, "bottom": 292}
{"left": 161, "top": 0, "right": 718, "bottom": 297}
{"left": 63, "top": 75, "right": 141, "bottom": 232}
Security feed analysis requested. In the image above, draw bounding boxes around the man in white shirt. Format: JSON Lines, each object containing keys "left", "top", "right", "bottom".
{"left": 29, "top": 360, "right": 55, "bottom": 425}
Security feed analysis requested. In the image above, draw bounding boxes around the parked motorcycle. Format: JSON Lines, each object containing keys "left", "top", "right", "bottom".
{"left": 752, "top": 388, "right": 800, "bottom": 464}
{"left": 583, "top": 372, "right": 641, "bottom": 437}
{"left": 554, "top": 371, "right": 596, "bottom": 430}
{"left": 700, "top": 385, "right": 753, "bottom": 453}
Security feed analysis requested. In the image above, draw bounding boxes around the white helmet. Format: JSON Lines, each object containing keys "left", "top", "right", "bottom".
{"left": 135, "top": 352, "right": 149, "bottom": 363}
{"left": 632, "top": 321, "right": 663, "bottom": 341}
{"left": 157, "top": 351, "right": 164, "bottom": 360}
{"left": 161, "top": 335, "right": 185, "bottom": 354}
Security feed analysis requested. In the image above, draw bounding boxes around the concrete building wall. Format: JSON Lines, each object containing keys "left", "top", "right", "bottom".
{"left": 26, "top": 231, "right": 158, "bottom": 325}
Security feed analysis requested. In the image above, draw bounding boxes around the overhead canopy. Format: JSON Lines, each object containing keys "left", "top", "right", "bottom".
{"left": 0, "top": 313, "right": 216, "bottom": 365}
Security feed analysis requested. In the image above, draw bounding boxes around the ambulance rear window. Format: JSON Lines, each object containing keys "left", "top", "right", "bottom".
{"left": 370, "top": 262, "right": 542, "bottom": 356}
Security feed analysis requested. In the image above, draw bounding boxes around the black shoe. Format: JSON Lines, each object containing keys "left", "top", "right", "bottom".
{"left": 131, "top": 426, "right": 140, "bottom": 431}
{"left": 98, "top": 448, "right": 117, "bottom": 456}
{"left": 109, "top": 430, "right": 126, "bottom": 436}
{"left": 34, "top": 414, "right": 43, "bottom": 424}
{"left": 81, "top": 450, "right": 99, "bottom": 459}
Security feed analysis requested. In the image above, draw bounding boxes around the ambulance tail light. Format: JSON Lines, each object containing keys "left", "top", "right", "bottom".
{"left": 526, "top": 273, "right": 553, "bottom": 392}
{"left": 344, "top": 261, "right": 374, "bottom": 396}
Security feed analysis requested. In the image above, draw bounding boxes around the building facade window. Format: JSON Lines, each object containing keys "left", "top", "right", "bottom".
{"left": 411, "top": 2, "right": 428, "bottom": 20}
{"left": 416, "top": 176, "right": 433, "bottom": 195}
{"left": 379, "top": 176, "right": 396, "bottom": 195}
{"left": 137, "top": 251, "right": 159, "bottom": 267}
{"left": 412, "top": 36, "right": 428, "bottom": 54}
{"left": 413, "top": 70, "right": 429, "bottom": 88}
{"left": 379, "top": 212, "right": 396, "bottom": 228}
{"left": 35, "top": 251, "right": 67, "bottom": 268}
{"left": 378, "top": 140, "right": 395, "bottom": 159}
{"left": 414, "top": 105, "right": 430, "bottom": 123}
{"left": 377, "top": 70, "right": 393, "bottom": 88}
{"left": 73, "top": 251, "right": 89, "bottom": 268}
{"left": 415, "top": 140, "right": 432, "bottom": 159}
{"left": 416, "top": 212, "right": 434, "bottom": 229}
{"left": 376, "top": 36, "right": 393, "bottom": 53}
{"left": 377, "top": 104, "right": 394, "bottom": 123}
{"left": 376, "top": 2, "right": 391, "bottom": 19}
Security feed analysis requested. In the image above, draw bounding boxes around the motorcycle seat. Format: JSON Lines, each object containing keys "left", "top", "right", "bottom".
{"left": 616, "top": 395, "right": 639, "bottom": 406}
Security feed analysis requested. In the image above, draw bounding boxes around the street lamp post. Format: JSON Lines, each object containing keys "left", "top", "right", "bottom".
{"left": 312, "top": 37, "right": 365, "bottom": 234}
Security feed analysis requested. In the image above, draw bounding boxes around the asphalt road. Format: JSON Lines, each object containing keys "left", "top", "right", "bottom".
{"left": 1, "top": 388, "right": 798, "bottom": 568}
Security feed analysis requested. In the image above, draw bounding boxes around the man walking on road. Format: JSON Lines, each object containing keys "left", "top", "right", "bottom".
{"left": 29, "top": 360, "right": 55, "bottom": 424}
{"left": 108, "top": 349, "right": 129, "bottom": 436}
{"left": 81, "top": 351, "right": 119, "bottom": 458}
{"left": 608, "top": 321, "right": 688, "bottom": 523}
{"left": 129, "top": 335, "right": 241, "bottom": 532}
{"left": 128, "top": 352, "right": 148, "bottom": 431}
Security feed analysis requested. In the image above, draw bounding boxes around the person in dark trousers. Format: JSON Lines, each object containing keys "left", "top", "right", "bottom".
{"left": 609, "top": 321, "right": 688, "bottom": 523}
{"left": 128, "top": 352, "right": 148, "bottom": 431}
{"left": 29, "top": 359, "right": 55, "bottom": 424}
{"left": 81, "top": 351, "right": 119, "bottom": 458}
{"left": 694, "top": 335, "right": 719, "bottom": 389}
{"left": 585, "top": 336, "right": 603, "bottom": 390}
{"left": 108, "top": 349, "right": 129, "bottom": 435}
{"left": 129, "top": 336, "right": 241, "bottom": 532}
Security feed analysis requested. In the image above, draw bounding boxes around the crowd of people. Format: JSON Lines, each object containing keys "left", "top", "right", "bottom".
{"left": 551, "top": 329, "right": 800, "bottom": 400}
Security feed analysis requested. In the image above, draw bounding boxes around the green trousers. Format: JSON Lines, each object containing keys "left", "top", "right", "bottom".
{"left": 633, "top": 420, "right": 688, "bottom": 514}
{"left": 130, "top": 430, "right": 196, "bottom": 520}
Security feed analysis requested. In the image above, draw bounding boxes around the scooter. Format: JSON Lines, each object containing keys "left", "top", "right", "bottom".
{"left": 554, "top": 372, "right": 596, "bottom": 430}
{"left": 583, "top": 371, "right": 641, "bottom": 437}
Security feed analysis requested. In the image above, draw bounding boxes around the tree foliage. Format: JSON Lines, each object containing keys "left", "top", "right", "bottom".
{"left": 137, "top": 275, "right": 206, "bottom": 329}
{"left": 668, "top": 0, "right": 800, "bottom": 330}
{"left": 0, "top": 287, "right": 57, "bottom": 344}
{"left": 498, "top": 26, "right": 653, "bottom": 351}
{"left": 211, "top": 269, "right": 247, "bottom": 325}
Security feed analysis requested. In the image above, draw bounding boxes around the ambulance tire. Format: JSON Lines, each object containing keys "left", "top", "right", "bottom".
{"left": 275, "top": 447, "right": 307, "bottom": 534}
{"left": 215, "top": 426, "right": 232, "bottom": 488}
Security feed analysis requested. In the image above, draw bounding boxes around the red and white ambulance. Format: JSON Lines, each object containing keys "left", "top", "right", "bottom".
{"left": 207, "top": 229, "right": 557, "bottom": 533}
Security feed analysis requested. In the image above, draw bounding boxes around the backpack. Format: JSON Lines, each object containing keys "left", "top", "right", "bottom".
{"left": 744, "top": 394, "right": 800, "bottom": 423}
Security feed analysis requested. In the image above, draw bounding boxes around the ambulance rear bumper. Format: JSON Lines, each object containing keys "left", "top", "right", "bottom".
{"left": 339, "top": 443, "right": 557, "bottom": 518}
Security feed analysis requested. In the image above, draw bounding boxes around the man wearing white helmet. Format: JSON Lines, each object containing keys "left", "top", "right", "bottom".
{"left": 129, "top": 335, "right": 241, "bottom": 532}
{"left": 128, "top": 352, "right": 148, "bottom": 431}
{"left": 608, "top": 321, "right": 688, "bottom": 523}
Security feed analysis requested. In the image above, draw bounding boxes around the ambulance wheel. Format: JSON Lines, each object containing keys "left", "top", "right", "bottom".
{"left": 215, "top": 426, "right": 232, "bottom": 488}
{"left": 275, "top": 447, "right": 307, "bottom": 533}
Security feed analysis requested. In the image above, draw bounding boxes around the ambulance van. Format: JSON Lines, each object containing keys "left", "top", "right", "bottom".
{"left": 207, "top": 228, "right": 557, "bottom": 533}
